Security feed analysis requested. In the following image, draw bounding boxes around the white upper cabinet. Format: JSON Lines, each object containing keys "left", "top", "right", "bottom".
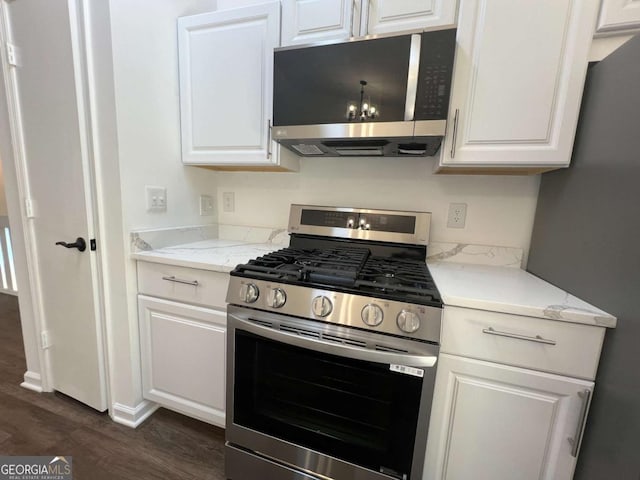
{"left": 281, "top": 0, "right": 457, "bottom": 46}
{"left": 178, "top": 2, "right": 298, "bottom": 170}
{"left": 281, "top": 0, "right": 357, "bottom": 45}
{"left": 437, "top": 0, "right": 600, "bottom": 172}
{"left": 596, "top": 0, "right": 640, "bottom": 34}
{"left": 365, "top": 0, "right": 457, "bottom": 35}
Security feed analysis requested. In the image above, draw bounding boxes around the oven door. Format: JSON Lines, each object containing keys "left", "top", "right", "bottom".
{"left": 226, "top": 305, "right": 439, "bottom": 480}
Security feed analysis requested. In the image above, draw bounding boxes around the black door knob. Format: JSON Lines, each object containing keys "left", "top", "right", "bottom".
{"left": 55, "top": 237, "right": 87, "bottom": 252}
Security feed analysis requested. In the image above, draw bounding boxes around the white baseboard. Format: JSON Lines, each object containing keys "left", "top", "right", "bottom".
{"left": 111, "top": 400, "right": 159, "bottom": 428}
{"left": 20, "top": 371, "right": 43, "bottom": 392}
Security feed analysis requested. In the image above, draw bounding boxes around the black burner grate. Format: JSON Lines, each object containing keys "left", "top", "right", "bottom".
{"left": 232, "top": 246, "right": 441, "bottom": 306}
{"left": 355, "top": 257, "right": 441, "bottom": 303}
{"left": 234, "top": 246, "right": 370, "bottom": 287}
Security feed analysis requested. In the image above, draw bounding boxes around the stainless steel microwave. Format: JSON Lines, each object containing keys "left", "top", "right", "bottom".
{"left": 272, "top": 28, "right": 457, "bottom": 157}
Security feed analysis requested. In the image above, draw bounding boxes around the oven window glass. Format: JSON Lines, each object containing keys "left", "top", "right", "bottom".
{"left": 234, "top": 330, "right": 423, "bottom": 478}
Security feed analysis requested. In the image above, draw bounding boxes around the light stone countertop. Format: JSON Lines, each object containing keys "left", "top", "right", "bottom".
{"left": 428, "top": 262, "right": 617, "bottom": 328}
{"left": 129, "top": 225, "right": 616, "bottom": 328}
{"left": 131, "top": 239, "right": 284, "bottom": 273}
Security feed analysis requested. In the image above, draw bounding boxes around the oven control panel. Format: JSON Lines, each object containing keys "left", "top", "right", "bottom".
{"left": 227, "top": 276, "right": 441, "bottom": 344}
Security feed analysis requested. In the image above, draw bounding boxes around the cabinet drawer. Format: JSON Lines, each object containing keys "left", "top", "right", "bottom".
{"left": 137, "top": 261, "right": 229, "bottom": 310}
{"left": 441, "top": 306, "right": 605, "bottom": 380}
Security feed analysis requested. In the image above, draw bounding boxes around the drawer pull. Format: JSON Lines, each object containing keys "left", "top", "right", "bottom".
{"left": 569, "top": 389, "right": 592, "bottom": 457}
{"left": 162, "top": 275, "right": 199, "bottom": 287}
{"left": 482, "top": 327, "right": 556, "bottom": 345}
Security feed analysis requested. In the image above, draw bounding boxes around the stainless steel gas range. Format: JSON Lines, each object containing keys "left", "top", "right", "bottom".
{"left": 224, "top": 205, "right": 443, "bottom": 480}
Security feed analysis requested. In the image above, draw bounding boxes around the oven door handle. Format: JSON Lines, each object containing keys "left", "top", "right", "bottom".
{"left": 230, "top": 314, "right": 438, "bottom": 368}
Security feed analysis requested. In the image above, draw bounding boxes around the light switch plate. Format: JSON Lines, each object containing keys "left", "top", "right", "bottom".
{"left": 146, "top": 186, "right": 167, "bottom": 212}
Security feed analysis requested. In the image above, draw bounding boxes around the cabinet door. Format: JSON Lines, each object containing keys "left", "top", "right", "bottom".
{"left": 178, "top": 2, "right": 285, "bottom": 167}
{"left": 438, "top": 0, "right": 600, "bottom": 170}
{"left": 282, "top": 0, "right": 357, "bottom": 45}
{"left": 364, "top": 0, "right": 457, "bottom": 35}
{"left": 424, "top": 354, "right": 594, "bottom": 480}
{"left": 596, "top": 0, "right": 640, "bottom": 34}
{"left": 138, "top": 295, "right": 226, "bottom": 427}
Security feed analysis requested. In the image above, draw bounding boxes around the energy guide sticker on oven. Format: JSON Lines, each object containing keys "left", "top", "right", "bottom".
{"left": 390, "top": 364, "right": 424, "bottom": 377}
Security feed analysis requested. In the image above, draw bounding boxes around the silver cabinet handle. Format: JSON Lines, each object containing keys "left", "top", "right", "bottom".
{"left": 363, "top": 0, "right": 371, "bottom": 36}
{"left": 162, "top": 275, "right": 199, "bottom": 287}
{"left": 482, "top": 327, "right": 557, "bottom": 345}
{"left": 569, "top": 389, "right": 592, "bottom": 457}
{"left": 266, "top": 119, "right": 272, "bottom": 159}
{"left": 450, "top": 108, "right": 459, "bottom": 158}
{"left": 350, "top": 0, "right": 358, "bottom": 37}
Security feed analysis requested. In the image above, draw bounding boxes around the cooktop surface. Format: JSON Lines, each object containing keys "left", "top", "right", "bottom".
{"left": 231, "top": 246, "right": 442, "bottom": 308}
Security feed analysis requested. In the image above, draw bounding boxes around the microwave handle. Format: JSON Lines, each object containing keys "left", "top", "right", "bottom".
{"left": 350, "top": 0, "right": 359, "bottom": 37}
{"left": 266, "top": 119, "right": 272, "bottom": 159}
{"left": 230, "top": 313, "right": 438, "bottom": 368}
{"left": 404, "top": 34, "right": 422, "bottom": 121}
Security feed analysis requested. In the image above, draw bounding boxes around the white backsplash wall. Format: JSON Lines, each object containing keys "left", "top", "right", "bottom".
{"left": 215, "top": 156, "right": 541, "bottom": 258}
{"left": 110, "top": 0, "right": 219, "bottom": 230}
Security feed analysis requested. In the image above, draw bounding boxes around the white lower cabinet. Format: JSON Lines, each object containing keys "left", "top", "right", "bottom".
{"left": 424, "top": 354, "right": 593, "bottom": 480}
{"left": 138, "top": 295, "right": 226, "bottom": 427}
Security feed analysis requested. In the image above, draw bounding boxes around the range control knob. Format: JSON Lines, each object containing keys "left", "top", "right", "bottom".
{"left": 312, "top": 296, "right": 333, "bottom": 317}
{"left": 267, "top": 288, "right": 287, "bottom": 308}
{"left": 397, "top": 310, "right": 421, "bottom": 333}
{"left": 361, "top": 304, "right": 384, "bottom": 326}
{"left": 239, "top": 283, "right": 259, "bottom": 304}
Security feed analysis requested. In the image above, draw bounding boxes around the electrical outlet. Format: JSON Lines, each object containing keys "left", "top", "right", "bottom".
{"left": 200, "top": 194, "right": 215, "bottom": 216}
{"left": 447, "top": 203, "right": 467, "bottom": 228}
{"left": 146, "top": 186, "right": 167, "bottom": 212}
{"left": 222, "top": 192, "right": 235, "bottom": 213}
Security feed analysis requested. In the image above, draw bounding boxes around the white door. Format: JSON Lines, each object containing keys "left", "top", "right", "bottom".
{"left": 424, "top": 354, "right": 594, "bottom": 480}
{"left": 1, "top": 0, "right": 107, "bottom": 410}
{"left": 439, "top": 0, "right": 600, "bottom": 169}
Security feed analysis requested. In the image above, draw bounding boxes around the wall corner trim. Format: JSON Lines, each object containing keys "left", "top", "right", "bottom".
{"left": 20, "top": 371, "right": 43, "bottom": 393}
{"left": 111, "top": 400, "right": 159, "bottom": 428}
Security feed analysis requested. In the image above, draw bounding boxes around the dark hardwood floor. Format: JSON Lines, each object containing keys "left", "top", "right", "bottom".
{"left": 0, "top": 293, "right": 226, "bottom": 479}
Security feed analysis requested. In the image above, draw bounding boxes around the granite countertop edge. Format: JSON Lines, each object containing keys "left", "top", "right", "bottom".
{"left": 427, "top": 261, "right": 617, "bottom": 329}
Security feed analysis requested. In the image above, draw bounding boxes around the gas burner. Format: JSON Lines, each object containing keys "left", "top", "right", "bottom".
{"left": 234, "top": 246, "right": 372, "bottom": 287}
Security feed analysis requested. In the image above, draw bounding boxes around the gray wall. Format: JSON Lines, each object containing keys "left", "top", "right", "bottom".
{"left": 528, "top": 35, "right": 640, "bottom": 479}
